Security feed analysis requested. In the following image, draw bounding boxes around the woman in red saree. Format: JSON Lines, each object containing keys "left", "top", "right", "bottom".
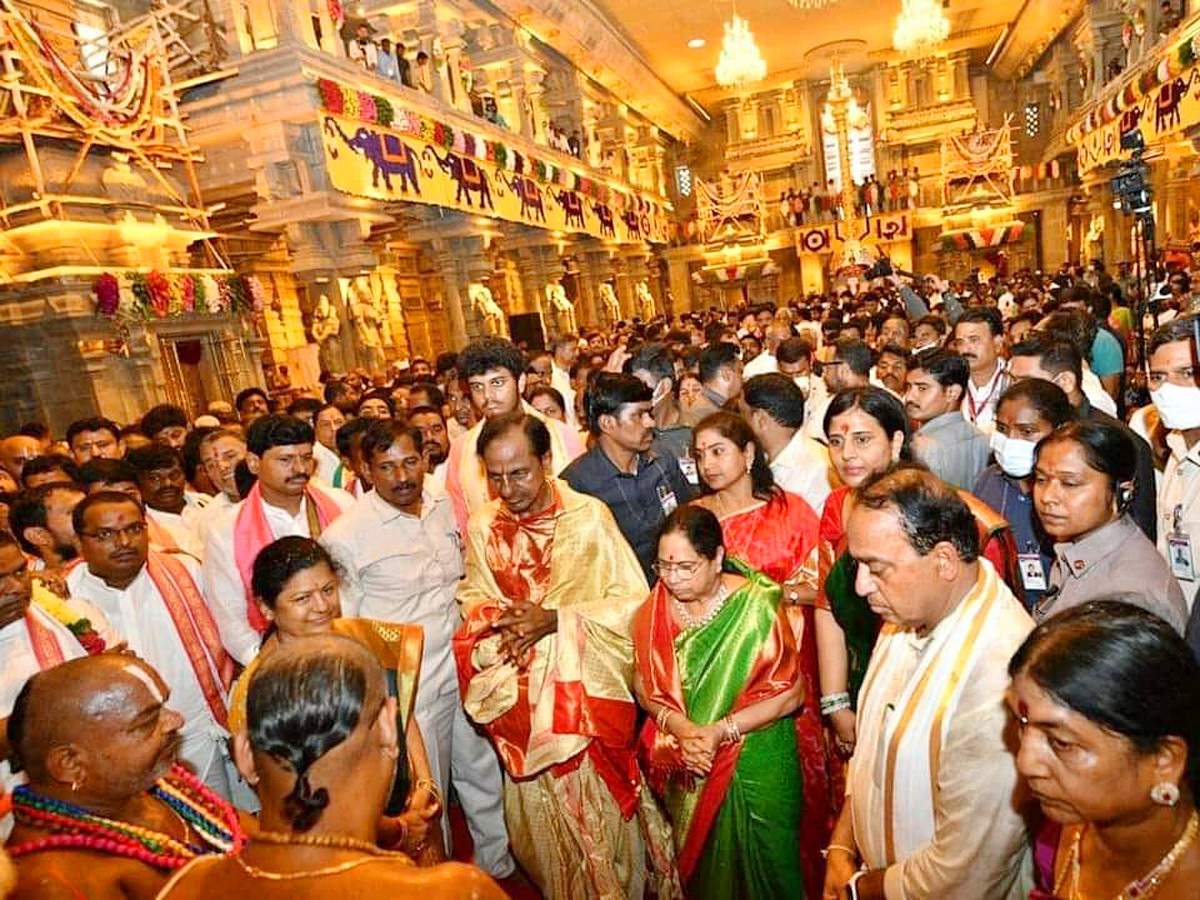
{"left": 634, "top": 505, "right": 806, "bottom": 899}
{"left": 690, "top": 412, "right": 827, "bottom": 899}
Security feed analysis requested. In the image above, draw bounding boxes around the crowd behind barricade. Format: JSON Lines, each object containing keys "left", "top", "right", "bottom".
{"left": 0, "top": 257, "right": 1199, "bottom": 900}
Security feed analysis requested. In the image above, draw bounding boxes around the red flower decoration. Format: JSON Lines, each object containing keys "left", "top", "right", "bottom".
{"left": 146, "top": 270, "right": 171, "bottom": 318}
{"left": 94, "top": 273, "right": 120, "bottom": 317}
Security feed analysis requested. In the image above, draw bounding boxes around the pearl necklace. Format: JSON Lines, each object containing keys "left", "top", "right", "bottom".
{"left": 1056, "top": 810, "right": 1199, "bottom": 900}
{"left": 673, "top": 582, "right": 730, "bottom": 631}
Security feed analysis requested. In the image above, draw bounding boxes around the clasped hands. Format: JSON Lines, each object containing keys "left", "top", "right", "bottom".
{"left": 492, "top": 598, "right": 557, "bottom": 667}
{"left": 661, "top": 713, "right": 725, "bottom": 777}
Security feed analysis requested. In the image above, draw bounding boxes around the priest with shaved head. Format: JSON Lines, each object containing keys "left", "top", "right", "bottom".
{"left": 5, "top": 655, "right": 248, "bottom": 900}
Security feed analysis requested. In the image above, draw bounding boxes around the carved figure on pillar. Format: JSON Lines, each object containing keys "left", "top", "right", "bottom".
{"left": 469, "top": 281, "right": 508, "bottom": 336}
{"left": 311, "top": 292, "right": 344, "bottom": 374}
{"left": 599, "top": 282, "right": 621, "bottom": 326}
{"left": 545, "top": 281, "right": 577, "bottom": 335}
{"left": 636, "top": 280, "right": 656, "bottom": 321}
{"left": 350, "top": 279, "right": 387, "bottom": 373}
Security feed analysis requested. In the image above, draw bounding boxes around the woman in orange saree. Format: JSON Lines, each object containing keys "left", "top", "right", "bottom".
{"left": 690, "top": 412, "right": 828, "bottom": 900}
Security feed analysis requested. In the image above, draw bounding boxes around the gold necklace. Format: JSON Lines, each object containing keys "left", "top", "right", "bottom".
{"left": 234, "top": 854, "right": 395, "bottom": 881}
{"left": 232, "top": 830, "right": 413, "bottom": 881}
{"left": 1056, "top": 810, "right": 1199, "bottom": 900}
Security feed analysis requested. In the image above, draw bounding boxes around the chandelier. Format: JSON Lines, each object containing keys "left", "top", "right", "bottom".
{"left": 893, "top": 0, "right": 950, "bottom": 56}
{"left": 715, "top": 12, "right": 766, "bottom": 88}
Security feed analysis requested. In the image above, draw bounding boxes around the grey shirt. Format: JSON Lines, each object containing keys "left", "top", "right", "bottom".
{"left": 1041, "top": 515, "right": 1188, "bottom": 634}
{"left": 912, "top": 410, "right": 990, "bottom": 491}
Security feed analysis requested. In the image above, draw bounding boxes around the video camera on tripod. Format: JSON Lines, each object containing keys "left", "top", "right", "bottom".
{"left": 1111, "top": 129, "right": 1153, "bottom": 217}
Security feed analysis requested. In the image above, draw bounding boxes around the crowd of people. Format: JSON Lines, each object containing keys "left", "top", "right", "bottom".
{"left": 0, "top": 259, "right": 1198, "bottom": 900}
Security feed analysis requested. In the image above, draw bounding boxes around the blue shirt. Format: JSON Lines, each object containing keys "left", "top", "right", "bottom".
{"left": 1089, "top": 328, "right": 1124, "bottom": 378}
{"left": 562, "top": 443, "right": 696, "bottom": 583}
{"left": 973, "top": 464, "right": 1052, "bottom": 611}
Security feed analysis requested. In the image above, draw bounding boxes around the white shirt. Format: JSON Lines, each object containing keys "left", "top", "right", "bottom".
{"left": 1080, "top": 362, "right": 1118, "bottom": 416}
{"left": 147, "top": 504, "right": 205, "bottom": 561}
{"left": 192, "top": 492, "right": 234, "bottom": 544}
{"left": 314, "top": 441, "right": 342, "bottom": 486}
{"left": 1159, "top": 431, "right": 1200, "bottom": 611}
{"left": 322, "top": 489, "right": 464, "bottom": 702}
{"left": 426, "top": 459, "right": 448, "bottom": 495}
{"left": 551, "top": 363, "right": 578, "bottom": 427}
{"left": 802, "top": 378, "right": 832, "bottom": 443}
{"left": 0, "top": 601, "right": 111, "bottom": 715}
{"left": 67, "top": 560, "right": 227, "bottom": 754}
{"left": 962, "top": 361, "right": 1008, "bottom": 434}
{"left": 770, "top": 429, "right": 835, "bottom": 515}
{"left": 742, "top": 351, "right": 778, "bottom": 380}
{"left": 202, "top": 485, "right": 355, "bottom": 664}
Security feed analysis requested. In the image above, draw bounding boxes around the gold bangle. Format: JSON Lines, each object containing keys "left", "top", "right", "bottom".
{"left": 822, "top": 843, "right": 856, "bottom": 860}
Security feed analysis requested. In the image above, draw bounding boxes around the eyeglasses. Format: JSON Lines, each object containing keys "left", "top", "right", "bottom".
{"left": 653, "top": 559, "right": 703, "bottom": 577}
{"left": 79, "top": 522, "right": 148, "bottom": 543}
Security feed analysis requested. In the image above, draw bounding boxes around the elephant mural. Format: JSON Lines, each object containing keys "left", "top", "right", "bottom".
{"left": 1155, "top": 70, "right": 1197, "bottom": 134}
{"left": 423, "top": 147, "right": 494, "bottom": 209}
{"left": 621, "top": 208, "right": 642, "bottom": 240}
{"left": 552, "top": 189, "right": 587, "bottom": 228}
{"left": 324, "top": 117, "right": 424, "bottom": 194}
{"left": 507, "top": 175, "right": 546, "bottom": 222}
{"left": 592, "top": 202, "right": 615, "bottom": 238}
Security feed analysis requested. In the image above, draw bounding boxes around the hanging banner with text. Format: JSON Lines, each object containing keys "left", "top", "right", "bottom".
{"left": 1073, "top": 66, "right": 1200, "bottom": 175}
{"left": 319, "top": 113, "right": 670, "bottom": 245}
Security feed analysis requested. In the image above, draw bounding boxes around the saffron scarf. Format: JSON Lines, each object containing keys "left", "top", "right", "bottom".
{"left": 231, "top": 482, "right": 343, "bottom": 633}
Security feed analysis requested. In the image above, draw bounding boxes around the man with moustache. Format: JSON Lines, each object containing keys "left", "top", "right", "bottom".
{"left": 9, "top": 484, "right": 85, "bottom": 569}
{"left": 5, "top": 655, "right": 247, "bottom": 900}
{"left": 202, "top": 415, "right": 353, "bottom": 665}
{"left": 906, "top": 349, "right": 991, "bottom": 491}
{"left": 195, "top": 428, "right": 248, "bottom": 539}
{"left": 127, "top": 445, "right": 207, "bottom": 560}
{"left": 823, "top": 468, "right": 1033, "bottom": 900}
{"left": 66, "top": 417, "right": 124, "bottom": 465}
{"left": 409, "top": 405, "right": 451, "bottom": 493}
{"left": 66, "top": 493, "right": 238, "bottom": 798}
{"left": 953, "top": 308, "right": 1008, "bottom": 433}
{"left": 322, "top": 420, "right": 515, "bottom": 882}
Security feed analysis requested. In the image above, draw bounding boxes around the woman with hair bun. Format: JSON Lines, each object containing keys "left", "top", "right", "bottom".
{"left": 1010, "top": 601, "right": 1200, "bottom": 899}
{"left": 157, "top": 635, "right": 506, "bottom": 898}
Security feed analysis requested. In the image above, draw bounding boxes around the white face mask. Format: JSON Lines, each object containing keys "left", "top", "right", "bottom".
{"left": 1151, "top": 382, "right": 1200, "bottom": 430}
{"left": 991, "top": 430, "right": 1038, "bottom": 478}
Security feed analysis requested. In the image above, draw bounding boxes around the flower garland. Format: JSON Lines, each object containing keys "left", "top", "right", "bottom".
{"left": 92, "top": 271, "right": 265, "bottom": 322}
{"left": 31, "top": 583, "right": 106, "bottom": 655}
{"left": 313, "top": 75, "right": 664, "bottom": 212}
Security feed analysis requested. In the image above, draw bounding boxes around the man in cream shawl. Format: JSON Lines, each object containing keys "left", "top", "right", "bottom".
{"left": 453, "top": 413, "right": 679, "bottom": 900}
{"left": 824, "top": 467, "right": 1033, "bottom": 900}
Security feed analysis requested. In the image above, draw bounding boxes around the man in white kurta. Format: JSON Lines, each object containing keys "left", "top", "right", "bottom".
{"left": 321, "top": 420, "right": 514, "bottom": 878}
{"left": 67, "top": 492, "right": 239, "bottom": 800}
{"left": 825, "top": 468, "right": 1033, "bottom": 900}
{"left": 202, "top": 415, "right": 353, "bottom": 665}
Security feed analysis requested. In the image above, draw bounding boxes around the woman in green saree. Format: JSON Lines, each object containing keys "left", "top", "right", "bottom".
{"left": 633, "top": 505, "right": 807, "bottom": 899}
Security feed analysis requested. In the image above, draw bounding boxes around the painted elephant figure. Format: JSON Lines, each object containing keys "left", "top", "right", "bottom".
{"left": 621, "top": 208, "right": 642, "bottom": 239}
{"left": 425, "top": 147, "right": 494, "bottom": 209}
{"left": 324, "top": 117, "right": 422, "bottom": 194}
{"left": 553, "top": 189, "right": 586, "bottom": 228}
{"left": 509, "top": 175, "right": 546, "bottom": 221}
{"left": 1156, "top": 72, "right": 1195, "bottom": 133}
{"left": 592, "top": 202, "right": 615, "bottom": 238}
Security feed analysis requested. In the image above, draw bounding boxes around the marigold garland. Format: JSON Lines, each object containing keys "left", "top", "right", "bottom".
{"left": 93, "top": 272, "right": 261, "bottom": 321}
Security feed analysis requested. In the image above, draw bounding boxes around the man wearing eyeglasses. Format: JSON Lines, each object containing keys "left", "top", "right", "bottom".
{"left": 65, "top": 491, "right": 240, "bottom": 801}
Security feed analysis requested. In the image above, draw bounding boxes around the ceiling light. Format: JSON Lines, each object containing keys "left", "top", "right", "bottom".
{"left": 893, "top": 0, "right": 950, "bottom": 56}
{"left": 688, "top": 38, "right": 706, "bottom": 48}
{"left": 715, "top": 12, "right": 766, "bottom": 88}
